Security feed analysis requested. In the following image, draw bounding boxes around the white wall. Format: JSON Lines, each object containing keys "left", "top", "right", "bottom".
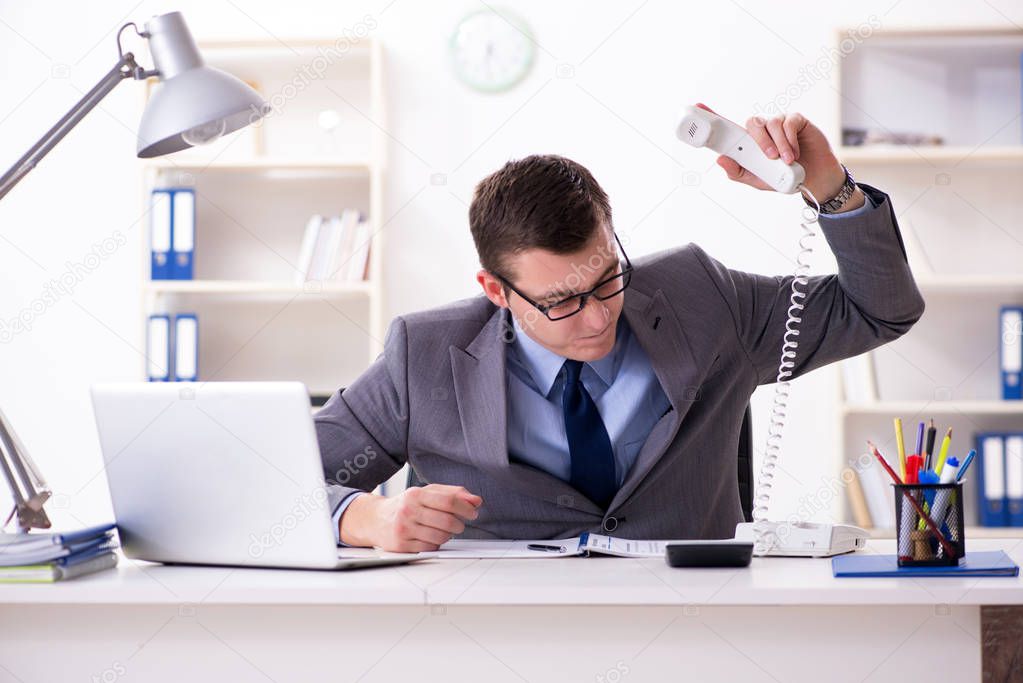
{"left": 0, "top": 0, "right": 1017, "bottom": 529}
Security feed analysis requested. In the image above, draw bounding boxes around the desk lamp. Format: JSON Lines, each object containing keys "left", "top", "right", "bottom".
{"left": 0, "top": 11, "right": 268, "bottom": 530}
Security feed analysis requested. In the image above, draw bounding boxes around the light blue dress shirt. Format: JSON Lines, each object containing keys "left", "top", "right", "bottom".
{"left": 504, "top": 312, "right": 670, "bottom": 487}
{"left": 331, "top": 191, "right": 879, "bottom": 542}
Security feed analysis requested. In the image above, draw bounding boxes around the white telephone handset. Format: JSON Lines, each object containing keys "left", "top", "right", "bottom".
{"left": 675, "top": 104, "right": 868, "bottom": 558}
{"left": 675, "top": 104, "right": 806, "bottom": 194}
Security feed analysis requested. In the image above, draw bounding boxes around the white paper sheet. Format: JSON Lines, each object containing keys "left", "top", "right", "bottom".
{"left": 420, "top": 538, "right": 585, "bottom": 559}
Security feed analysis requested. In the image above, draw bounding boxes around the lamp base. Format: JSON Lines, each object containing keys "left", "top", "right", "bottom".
{"left": 4, "top": 494, "right": 52, "bottom": 533}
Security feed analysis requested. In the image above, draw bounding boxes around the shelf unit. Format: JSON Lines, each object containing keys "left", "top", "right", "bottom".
{"left": 143, "top": 280, "right": 373, "bottom": 296}
{"left": 833, "top": 26, "right": 1023, "bottom": 532}
{"left": 140, "top": 38, "right": 386, "bottom": 401}
{"left": 838, "top": 145, "right": 1023, "bottom": 164}
{"left": 869, "top": 525, "right": 1023, "bottom": 540}
{"left": 144, "top": 158, "right": 374, "bottom": 173}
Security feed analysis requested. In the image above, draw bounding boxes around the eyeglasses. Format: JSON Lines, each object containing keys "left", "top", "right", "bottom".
{"left": 494, "top": 232, "right": 633, "bottom": 321}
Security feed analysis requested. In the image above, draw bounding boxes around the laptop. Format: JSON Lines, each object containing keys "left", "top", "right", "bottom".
{"left": 90, "top": 381, "right": 419, "bottom": 570}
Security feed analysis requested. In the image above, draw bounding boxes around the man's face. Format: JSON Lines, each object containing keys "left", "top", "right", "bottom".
{"left": 477, "top": 226, "right": 626, "bottom": 362}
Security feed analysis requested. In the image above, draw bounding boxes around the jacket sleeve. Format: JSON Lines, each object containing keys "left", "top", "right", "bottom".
{"left": 693, "top": 183, "right": 926, "bottom": 385}
{"left": 314, "top": 316, "right": 411, "bottom": 517}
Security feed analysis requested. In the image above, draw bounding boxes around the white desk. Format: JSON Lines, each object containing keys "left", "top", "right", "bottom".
{"left": 2, "top": 539, "right": 1020, "bottom": 682}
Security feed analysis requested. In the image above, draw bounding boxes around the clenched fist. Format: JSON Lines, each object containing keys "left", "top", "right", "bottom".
{"left": 340, "top": 483, "right": 482, "bottom": 552}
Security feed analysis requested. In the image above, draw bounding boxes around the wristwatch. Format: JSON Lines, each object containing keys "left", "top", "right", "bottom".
{"left": 804, "top": 164, "right": 857, "bottom": 214}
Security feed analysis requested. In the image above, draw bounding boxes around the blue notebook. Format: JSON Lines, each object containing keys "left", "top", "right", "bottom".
{"left": 833, "top": 551, "right": 1019, "bottom": 577}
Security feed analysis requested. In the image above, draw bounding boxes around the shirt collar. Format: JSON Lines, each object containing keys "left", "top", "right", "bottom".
{"left": 509, "top": 311, "right": 628, "bottom": 398}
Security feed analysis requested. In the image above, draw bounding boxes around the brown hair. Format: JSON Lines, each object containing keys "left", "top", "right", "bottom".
{"left": 469, "top": 154, "right": 613, "bottom": 279}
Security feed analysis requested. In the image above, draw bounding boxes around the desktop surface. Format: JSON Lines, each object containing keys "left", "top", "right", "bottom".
{"left": 3, "top": 538, "right": 1021, "bottom": 607}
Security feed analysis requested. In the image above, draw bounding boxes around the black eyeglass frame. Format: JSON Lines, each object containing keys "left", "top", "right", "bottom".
{"left": 493, "top": 232, "right": 633, "bottom": 321}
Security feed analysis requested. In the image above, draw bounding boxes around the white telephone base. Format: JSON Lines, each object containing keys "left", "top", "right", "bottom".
{"left": 734, "top": 521, "right": 869, "bottom": 558}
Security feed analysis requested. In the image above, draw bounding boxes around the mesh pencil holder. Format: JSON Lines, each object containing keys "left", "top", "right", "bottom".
{"left": 894, "top": 483, "right": 965, "bottom": 567}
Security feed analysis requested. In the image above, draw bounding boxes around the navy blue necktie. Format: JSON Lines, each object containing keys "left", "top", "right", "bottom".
{"left": 561, "top": 359, "right": 617, "bottom": 508}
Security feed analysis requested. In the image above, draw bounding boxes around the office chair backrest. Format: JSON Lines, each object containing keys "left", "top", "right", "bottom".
{"left": 403, "top": 398, "right": 756, "bottom": 524}
{"left": 737, "top": 403, "right": 753, "bottom": 523}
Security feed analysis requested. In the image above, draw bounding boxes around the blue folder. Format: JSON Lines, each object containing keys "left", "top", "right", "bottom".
{"left": 1002, "top": 306, "right": 1022, "bottom": 400}
{"left": 170, "top": 188, "right": 195, "bottom": 280}
{"left": 150, "top": 189, "right": 173, "bottom": 280}
{"left": 833, "top": 550, "right": 1019, "bottom": 577}
{"left": 977, "top": 433, "right": 1009, "bottom": 527}
{"left": 0, "top": 522, "right": 115, "bottom": 548}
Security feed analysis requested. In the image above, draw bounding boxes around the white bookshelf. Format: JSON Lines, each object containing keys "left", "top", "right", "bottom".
{"left": 144, "top": 158, "right": 374, "bottom": 173}
{"left": 143, "top": 280, "right": 373, "bottom": 296}
{"left": 140, "top": 38, "right": 387, "bottom": 402}
{"left": 833, "top": 26, "right": 1023, "bottom": 531}
{"left": 839, "top": 145, "right": 1023, "bottom": 164}
{"left": 841, "top": 401, "right": 1023, "bottom": 417}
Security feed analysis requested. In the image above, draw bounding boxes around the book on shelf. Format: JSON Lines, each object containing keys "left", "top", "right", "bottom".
{"left": 843, "top": 466, "right": 872, "bottom": 529}
{"left": 840, "top": 352, "right": 878, "bottom": 403}
{"left": 294, "top": 214, "right": 323, "bottom": 283}
{"left": 296, "top": 209, "right": 370, "bottom": 283}
{"left": 855, "top": 455, "right": 895, "bottom": 530}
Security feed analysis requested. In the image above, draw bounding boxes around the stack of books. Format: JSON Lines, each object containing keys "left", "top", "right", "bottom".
{"left": 0, "top": 522, "right": 119, "bottom": 583}
{"left": 295, "top": 209, "right": 371, "bottom": 283}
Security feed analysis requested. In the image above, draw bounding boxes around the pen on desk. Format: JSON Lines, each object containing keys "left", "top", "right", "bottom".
{"left": 956, "top": 449, "right": 977, "bottom": 483}
{"left": 894, "top": 417, "right": 907, "bottom": 481}
{"left": 527, "top": 544, "right": 567, "bottom": 553}
{"left": 867, "top": 440, "right": 957, "bottom": 559}
{"left": 935, "top": 427, "right": 953, "bottom": 476}
{"left": 924, "top": 419, "right": 936, "bottom": 471}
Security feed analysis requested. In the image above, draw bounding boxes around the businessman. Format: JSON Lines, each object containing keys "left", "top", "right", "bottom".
{"left": 315, "top": 105, "right": 925, "bottom": 551}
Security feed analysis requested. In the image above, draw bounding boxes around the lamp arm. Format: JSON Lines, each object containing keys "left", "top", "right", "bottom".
{"left": 0, "top": 53, "right": 143, "bottom": 202}
{"left": 0, "top": 408, "right": 51, "bottom": 532}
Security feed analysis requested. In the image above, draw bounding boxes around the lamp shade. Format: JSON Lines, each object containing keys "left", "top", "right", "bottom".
{"left": 136, "top": 12, "right": 268, "bottom": 158}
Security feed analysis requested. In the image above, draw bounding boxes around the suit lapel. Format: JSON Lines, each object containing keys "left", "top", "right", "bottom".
{"left": 608, "top": 287, "right": 703, "bottom": 511}
{"left": 450, "top": 306, "right": 601, "bottom": 515}
{"left": 449, "top": 286, "right": 703, "bottom": 517}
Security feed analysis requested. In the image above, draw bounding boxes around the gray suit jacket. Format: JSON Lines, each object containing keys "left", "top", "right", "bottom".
{"left": 315, "top": 183, "right": 925, "bottom": 541}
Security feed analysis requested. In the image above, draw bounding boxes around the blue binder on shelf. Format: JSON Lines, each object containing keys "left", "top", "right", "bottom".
{"left": 977, "top": 432, "right": 1009, "bottom": 527}
{"left": 173, "top": 314, "right": 198, "bottom": 382}
{"left": 146, "top": 314, "right": 172, "bottom": 382}
{"left": 149, "top": 189, "right": 173, "bottom": 280}
{"left": 171, "top": 188, "right": 195, "bottom": 280}
{"left": 833, "top": 550, "right": 1019, "bottom": 578}
{"left": 1001, "top": 306, "right": 1022, "bottom": 400}
{"left": 1006, "top": 433, "right": 1023, "bottom": 527}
